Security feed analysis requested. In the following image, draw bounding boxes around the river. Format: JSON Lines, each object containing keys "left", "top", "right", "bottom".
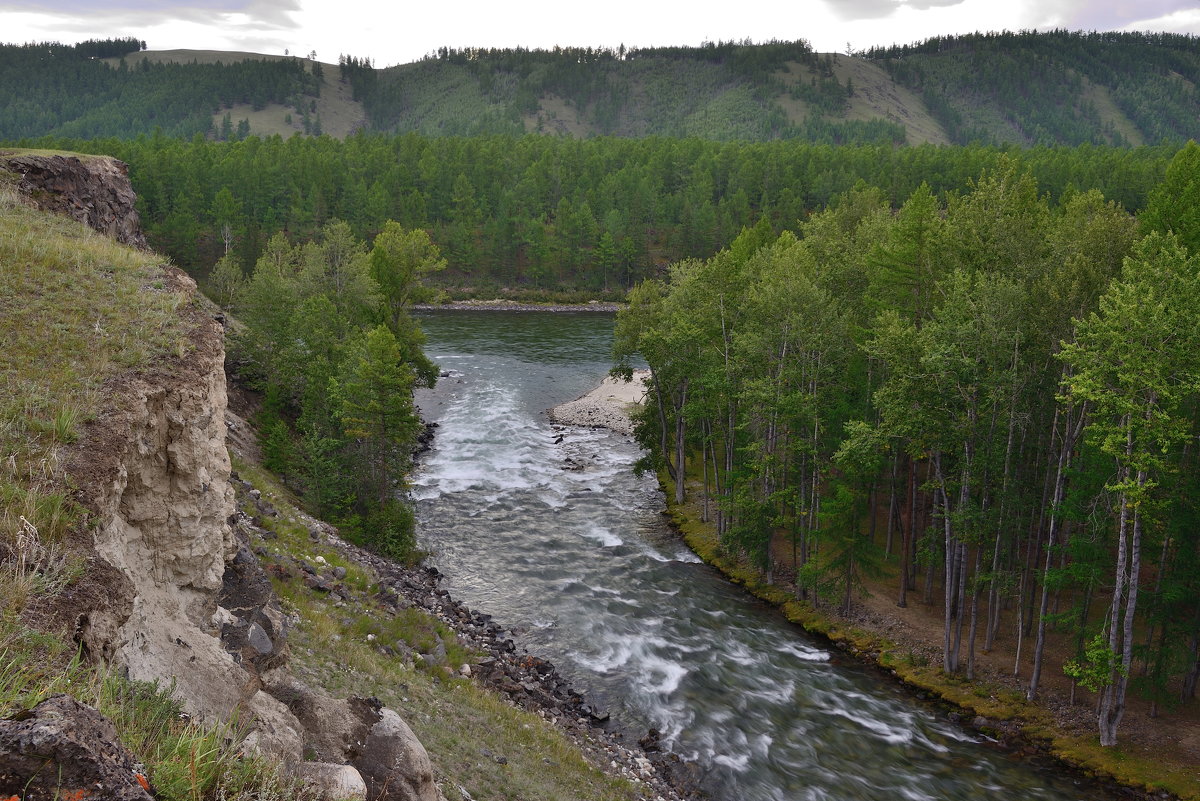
{"left": 411, "top": 310, "right": 1110, "bottom": 801}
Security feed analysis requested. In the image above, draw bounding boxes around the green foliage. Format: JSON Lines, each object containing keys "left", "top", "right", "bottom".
{"left": 1065, "top": 633, "right": 1127, "bottom": 693}
{"left": 867, "top": 30, "right": 1200, "bottom": 146}
{"left": 229, "top": 224, "right": 433, "bottom": 564}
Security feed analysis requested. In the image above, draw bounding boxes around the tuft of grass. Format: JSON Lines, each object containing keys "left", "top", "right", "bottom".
{"left": 0, "top": 620, "right": 315, "bottom": 801}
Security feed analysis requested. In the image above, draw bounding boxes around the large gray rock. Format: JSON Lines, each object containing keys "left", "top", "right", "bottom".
{"left": 0, "top": 694, "right": 153, "bottom": 801}
{"left": 353, "top": 707, "right": 442, "bottom": 801}
{"left": 298, "top": 762, "right": 368, "bottom": 801}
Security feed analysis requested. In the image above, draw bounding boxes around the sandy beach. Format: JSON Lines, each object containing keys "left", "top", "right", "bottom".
{"left": 548, "top": 369, "right": 650, "bottom": 435}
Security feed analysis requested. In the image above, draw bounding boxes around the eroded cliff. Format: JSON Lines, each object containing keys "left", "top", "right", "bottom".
{"left": 2, "top": 152, "right": 442, "bottom": 801}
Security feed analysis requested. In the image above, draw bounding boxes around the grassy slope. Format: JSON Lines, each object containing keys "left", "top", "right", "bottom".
{"left": 102, "top": 50, "right": 367, "bottom": 139}
{"left": 775, "top": 55, "right": 951, "bottom": 145}
{"left": 0, "top": 154, "right": 185, "bottom": 543}
{"left": 128, "top": 47, "right": 948, "bottom": 142}
{"left": 661, "top": 471, "right": 1200, "bottom": 801}
{"left": 228, "top": 458, "right": 645, "bottom": 801}
{"left": 0, "top": 158, "right": 317, "bottom": 800}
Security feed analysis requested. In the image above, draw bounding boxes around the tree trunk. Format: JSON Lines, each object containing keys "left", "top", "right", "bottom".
{"left": 967, "top": 546, "right": 983, "bottom": 679}
{"left": 673, "top": 379, "right": 688, "bottom": 505}
{"left": 1029, "top": 403, "right": 1086, "bottom": 700}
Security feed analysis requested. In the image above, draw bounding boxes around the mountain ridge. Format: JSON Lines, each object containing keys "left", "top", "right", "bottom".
{"left": 4, "top": 32, "right": 1200, "bottom": 146}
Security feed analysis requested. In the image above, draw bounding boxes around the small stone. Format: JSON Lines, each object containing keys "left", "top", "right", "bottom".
{"left": 459, "top": 664, "right": 472, "bottom": 677}
{"left": 247, "top": 622, "right": 274, "bottom": 655}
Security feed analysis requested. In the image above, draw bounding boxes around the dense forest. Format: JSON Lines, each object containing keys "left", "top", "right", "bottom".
{"left": 20, "top": 133, "right": 1175, "bottom": 293}
{"left": 0, "top": 40, "right": 321, "bottom": 139}
{"left": 613, "top": 143, "right": 1200, "bottom": 747}
{"left": 217, "top": 221, "right": 443, "bottom": 561}
{"left": 866, "top": 30, "right": 1200, "bottom": 146}
{"left": 5, "top": 32, "right": 1200, "bottom": 145}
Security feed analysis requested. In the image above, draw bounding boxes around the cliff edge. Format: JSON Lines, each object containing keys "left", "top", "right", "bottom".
{"left": 0, "top": 152, "right": 443, "bottom": 801}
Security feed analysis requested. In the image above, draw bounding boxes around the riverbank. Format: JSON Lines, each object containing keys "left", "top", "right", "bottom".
{"left": 548, "top": 370, "right": 650, "bottom": 435}
{"left": 225, "top": 388, "right": 702, "bottom": 801}
{"left": 554, "top": 373, "right": 1194, "bottom": 801}
{"left": 662, "top": 488, "right": 1196, "bottom": 801}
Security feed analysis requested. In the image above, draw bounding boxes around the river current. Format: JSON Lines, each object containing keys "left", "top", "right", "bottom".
{"left": 411, "top": 310, "right": 1109, "bottom": 801}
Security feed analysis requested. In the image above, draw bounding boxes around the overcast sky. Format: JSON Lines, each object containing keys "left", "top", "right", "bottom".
{"left": 4, "top": 0, "right": 1199, "bottom": 65}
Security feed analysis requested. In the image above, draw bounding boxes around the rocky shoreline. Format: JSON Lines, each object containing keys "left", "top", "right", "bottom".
{"left": 234, "top": 471, "right": 704, "bottom": 801}
{"left": 327, "top": 536, "right": 706, "bottom": 801}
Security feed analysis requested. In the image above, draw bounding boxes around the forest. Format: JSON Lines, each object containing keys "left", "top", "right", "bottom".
{"left": 613, "top": 143, "right": 1200, "bottom": 747}
{"left": 0, "top": 40, "right": 321, "bottom": 140}
{"left": 19, "top": 132, "right": 1176, "bottom": 294}
{"left": 865, "top": 30, "right": 1200, "bottom": 146}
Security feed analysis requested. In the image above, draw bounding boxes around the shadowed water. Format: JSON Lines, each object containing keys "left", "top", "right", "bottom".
{"left": 411, "top": 310, "right": 1113, "bottom": 801}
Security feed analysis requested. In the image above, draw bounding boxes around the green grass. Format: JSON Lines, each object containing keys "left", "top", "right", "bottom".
{"left": 0, "top": 170, "right": 309, "bottom": 800}
{"left": 233, "top": 455, "right": 645, "bottom": 801}
{"left": 0, "top": 619, "right": 316, "bottom": 801}
{"left": 0, "top": 174, "right": 188, "bottom": 549}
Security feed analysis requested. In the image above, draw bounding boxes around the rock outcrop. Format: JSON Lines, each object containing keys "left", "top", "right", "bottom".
{"left": 0, "top": 695, "right": 153, "bottom": 801}
{"left": 0, "top": 152, "right": 147, "bottom": 249}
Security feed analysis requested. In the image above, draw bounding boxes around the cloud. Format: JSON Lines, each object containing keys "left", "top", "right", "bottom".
{"left": 0, "top": 0, "right": 301, "bottom": 30}
{"left": 1031, "top": 0, "right": 1200, "bottom": 30}
{"left": 823, "top": 0, "right": 968, "bottom": 22}
{"left": 904, "top": 0, "right": 967, "bottom": 9}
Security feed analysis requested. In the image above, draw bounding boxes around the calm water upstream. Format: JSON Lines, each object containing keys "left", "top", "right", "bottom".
{"left": 411, "top": 310, "right": 1112, "bottom": 801}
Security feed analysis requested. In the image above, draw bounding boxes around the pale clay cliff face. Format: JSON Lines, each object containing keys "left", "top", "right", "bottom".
{"left": 4, "top": 154, "right": 443, "bottom": 801}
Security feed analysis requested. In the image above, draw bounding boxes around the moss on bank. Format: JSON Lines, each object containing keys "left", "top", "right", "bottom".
{"left": 662, "top": 477, "right": 1198, "bottom": 801}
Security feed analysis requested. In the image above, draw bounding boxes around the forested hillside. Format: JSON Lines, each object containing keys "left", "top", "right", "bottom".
{"left": 0, "top": 39, "right": 322, "bottom": 139}
{"left": 5, "top": 32, "right": 1200, "bottom": 146}
{"left": 23, "top": 133, "right": 1175, "bottom": 292}
{"left": 865, "top": 30, "right": 1200, "bottom": 146}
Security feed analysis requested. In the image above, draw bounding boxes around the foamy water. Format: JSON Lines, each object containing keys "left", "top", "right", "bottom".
{"left": 410, "top": 310, "right": 1113, "bottom": 801}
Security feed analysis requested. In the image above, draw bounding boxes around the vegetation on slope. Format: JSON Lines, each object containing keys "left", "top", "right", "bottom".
{"left": 0, "top": 157, "right": 315, "bottom": 801}
{"left": 865, "top": 30, "right": 1200, "bottom": 146}
{"left": 0, "top": 155, "right": 185, "bottom": 552}
{"left": 0, "top": 40, "right": 321, "bottom": 140}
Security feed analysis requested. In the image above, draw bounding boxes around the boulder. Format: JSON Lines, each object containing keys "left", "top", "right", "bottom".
{"left": 0, "top": 695, "right": 153, "bottom": 801}
{"left": 353, "top": 708, "right": 442, "bottom": 801}
{"left": 297, "top": 762, "right": 368, "bottom": 801}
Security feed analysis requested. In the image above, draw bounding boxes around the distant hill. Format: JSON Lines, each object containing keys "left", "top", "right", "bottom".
{"left": 3, "top": 32, "right": 1200, "bottom": 145}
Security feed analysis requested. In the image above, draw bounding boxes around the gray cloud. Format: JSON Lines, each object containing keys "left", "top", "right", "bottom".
{"left": 1035, "top": 0, "right": 1199, "bottom": 29}
{"left": 904, "top": 0, "right": 967, "bottom": 9}
{"left": 824, "top": 0, "right": 903, "bottom": 21}
{"left": 823, "top": 0, "right": 968, "bottom": 21}
{"left": 2, "top": 0, "right": 301, "bottom": 29}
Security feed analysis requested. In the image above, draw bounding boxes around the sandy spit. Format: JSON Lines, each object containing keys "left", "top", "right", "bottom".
{"left": 548, "top": 369, "right": 650, "bottom": 435}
